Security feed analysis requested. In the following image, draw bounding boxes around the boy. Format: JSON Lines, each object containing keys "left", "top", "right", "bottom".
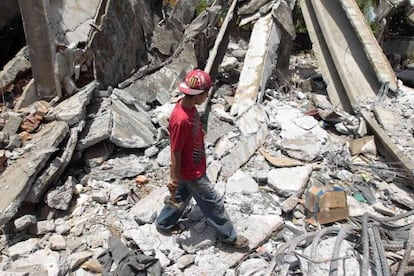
{"left": 156, "top": 69, "right": 249, "bottom": 248}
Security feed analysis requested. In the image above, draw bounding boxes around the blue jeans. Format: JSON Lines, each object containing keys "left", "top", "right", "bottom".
{"left": 156, "top": 175, "right": 237, "bottom": 242}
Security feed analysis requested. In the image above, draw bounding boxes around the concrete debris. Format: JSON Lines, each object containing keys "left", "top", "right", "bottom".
{"left": 0, "top": 47, "right": 31, "bottom": 92}
{"left": 268, "top": 165, "right": 313, "bottom": 197}
{"left": 0, "top": 0, "right": 413, "bottom": 275}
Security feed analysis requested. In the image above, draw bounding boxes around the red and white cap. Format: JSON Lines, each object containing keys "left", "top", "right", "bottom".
{"left": 178, "top": 69, "right": 212, "bottom": 95}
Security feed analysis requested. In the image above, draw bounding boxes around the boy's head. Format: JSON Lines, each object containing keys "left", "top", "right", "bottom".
{"left": 178, "top": 69, "right": 212, "bottom": 95}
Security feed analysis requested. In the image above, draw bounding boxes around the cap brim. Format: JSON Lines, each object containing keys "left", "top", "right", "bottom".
{"left": 178, "top": 82, "right": 205, "bottom": 95}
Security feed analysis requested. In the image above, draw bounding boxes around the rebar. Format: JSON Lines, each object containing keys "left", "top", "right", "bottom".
{"left": 372, "top": 225, "right": 391, "bottom": 276}
{"left": 368, "top": 227, "right": 383, "bottom": 275}
{"left": 396, "top": 223, "right": 414, "bottom": 276}
{"left": 329, "top": 225, "right": 355, "bottom": 276}
{"left": 361, "top": 213, "right": 370, "bottom": 275}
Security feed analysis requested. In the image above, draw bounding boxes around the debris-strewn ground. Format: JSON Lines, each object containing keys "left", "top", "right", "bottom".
{"left": 1, "top": 44, "right": 414, "bottom": 274}
{"left": 1, "top": 0, "right": 414, "bottom": 275}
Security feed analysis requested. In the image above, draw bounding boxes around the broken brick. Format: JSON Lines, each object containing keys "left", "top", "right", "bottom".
{"left": 34, "top": 100, "right": 51, "bottom": 117}
{"left": 18, "top": 131, "right": 32, "bottom": 144}
{"left": 135, "top": 175, "right": 149, "bottom": 185}
{"left": 20, "top": 114, "right": 42, "bottom": 132}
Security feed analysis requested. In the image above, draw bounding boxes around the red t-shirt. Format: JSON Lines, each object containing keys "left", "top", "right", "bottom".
{"left": 169, "top": 102, "right": 206, "bottom": 180}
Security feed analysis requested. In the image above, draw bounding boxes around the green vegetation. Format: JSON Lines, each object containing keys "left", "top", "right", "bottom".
{"left": 293, "top": 1, "right": 307, "bottom": 33}
{"left": 196, "top": 0, "right": 209, "bottom": 16}
{"left": 355, "top": 0, "right": 380, "bottom": 35}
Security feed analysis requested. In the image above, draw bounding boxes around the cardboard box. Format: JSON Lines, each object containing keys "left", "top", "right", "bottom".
{"left": 305, "top": 185, "right": 349, "bottom": 224}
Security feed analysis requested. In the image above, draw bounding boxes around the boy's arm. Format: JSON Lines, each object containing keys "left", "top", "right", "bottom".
{"left": 170, "top": 150, "right": 182, "bottom": 183}
{"left": 167, "top": 150, "right": 182, "bottom": 195}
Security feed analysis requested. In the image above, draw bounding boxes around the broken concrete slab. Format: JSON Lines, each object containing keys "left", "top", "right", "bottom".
{"left": 373, "top": 105, "right": 401, "bottom": 132}
{"left": 46, "top": 81, "right": 97, "bottom": 126}
{"left": 49, "top": 0, "right": 100, "bottom": 44}
{"left": 280, "top": 133, "right": 325, "bottom": 162}
{"left": 0, "top": 47, "right": 31, "bottom": 91}
{"left": 88, "top": 0, "right": 153, "bottom": 88}
{"left": 77, "top": 97, "right": 112, "bottom": 150}
{"left": 205, "top": 112, "right": 237, "bottom": 145}
{"left": 235, "top": 104, "right": 268, "bottom": 136}
{"left": 84, "top": 141, "right": 114, "bottom": 168}
{"left": 0, "top": 120, "right": 69, "bottom": 226}
{"left": 25, "top": 126, "right": 79, "bottom": 203}
{"left": 267, "top": 165, "right": 313, "bottom": 197}
{"left": 13, "top": 79, "right": 42, "bottom": 111}
{"left": 110, "top": 97, "right": 156, "bottom": 149}
{"left": 226, "top": 169, "right": 259, "bottom": 194}
{"left": 89, "top": 154, "right": 150, "bottom": 181}
{"left": 129, "top": 185, "right": 168, "bottom": 225}
{"left": 272, "top": 0, "right": 296, "bottom": 39}
{"left": 231, "top": 13, "right": 282, "bottom": 117}
{"left": 220, "top": 124, "right": 268, "bottom": 178}
{"left": 184, "top": 214, "right": 283, "bottom": 274}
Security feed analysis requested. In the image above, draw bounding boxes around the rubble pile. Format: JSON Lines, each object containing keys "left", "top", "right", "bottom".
{"left": 0, "top": 0, "right": 413, "bottom": 275}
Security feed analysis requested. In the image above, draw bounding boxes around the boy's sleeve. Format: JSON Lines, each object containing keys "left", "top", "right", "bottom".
{"left": 170, "top": 121, "right": 190, "bottom": 153}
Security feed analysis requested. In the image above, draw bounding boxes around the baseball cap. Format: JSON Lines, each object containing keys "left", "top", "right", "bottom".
{"left": 178, "top": 69, "right": 212, "bottom": 95}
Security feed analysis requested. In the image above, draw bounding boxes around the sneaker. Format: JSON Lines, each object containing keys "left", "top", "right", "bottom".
{"left": 155, "top": 224, "right": 183, "bottom": 236}
{"left": 224, "top": 234, "right": 249, "bottom": 248}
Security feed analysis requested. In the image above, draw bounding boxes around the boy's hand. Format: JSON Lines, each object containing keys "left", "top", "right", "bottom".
{"left": 167, "top": 180, "right": 179, "bottom": 194}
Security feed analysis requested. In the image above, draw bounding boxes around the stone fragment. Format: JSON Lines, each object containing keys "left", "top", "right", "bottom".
{"left": 2, "top": 112, "right": 22, "bottom": 135}
{"left": 78, "top": 97, "right": 112, "bottom": 150}
{"left": 46, "top": 176, "right": 75, "bottom": 210}
{"left": 84, "top": 141, "right": 114, "bottom": 168}
{"left": 312, "top": 94, "right": 333, "bottom": 110}
{"left": 10, "top": 248, "right": 64, "bottom": 276}
{"left": 8, "top": 238, "right": 39, "bottom": 259}
{"left": 0, "top": 47, "right": 31, "bottom": 91}
{"left": 144, "top": 145, "right": 159, "bottom": 158}
{"left": 226, "top": 170, "right": 259, "bottom": 194}
{"left": 14, "top": 215, "right": 37, "bottom": 231}
{"left": 236, "top": 104, "right": 268, "bottom": 136}
{"left": 373, "top": 105, "right": 400, "bottom": 132}
{"left": 67, "top": 251, "right": 93, "bottom": 271}
{"left": 46, "top": 81, "right": 96, "bottom": 126}
{"left": 56, "top": 223, "right": 71, "bottom": 235}
{"left": 177, "top": 254, "right": 196, "bottom": 269}
{"left": 91, "top": 192, "right": 109, "bottom": 204}
{"left": 281, "top": 195, "right": 299, "bottom": 213}
{"left": 49, "top": 234, "right": 67, "bottom": 251}
{"left": 89, "top": 154, "right": 150, "bottom": 181}
{"left": 35, "top": 220, "right": 56, "bottom": 235}
{"left": 205, "top": 111, "right": 237, "bottom": 145}
{"left": 156, "top": 146, "right": 171, "bottom": 167}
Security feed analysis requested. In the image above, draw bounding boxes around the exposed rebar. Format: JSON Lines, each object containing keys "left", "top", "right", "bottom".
{"left": 396, "top": 223, "right": 414, "bottom": 276}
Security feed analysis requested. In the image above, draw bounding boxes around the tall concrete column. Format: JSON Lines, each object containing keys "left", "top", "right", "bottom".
{"left": 18, "top": 0, "right": 61, "bottom": 99}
